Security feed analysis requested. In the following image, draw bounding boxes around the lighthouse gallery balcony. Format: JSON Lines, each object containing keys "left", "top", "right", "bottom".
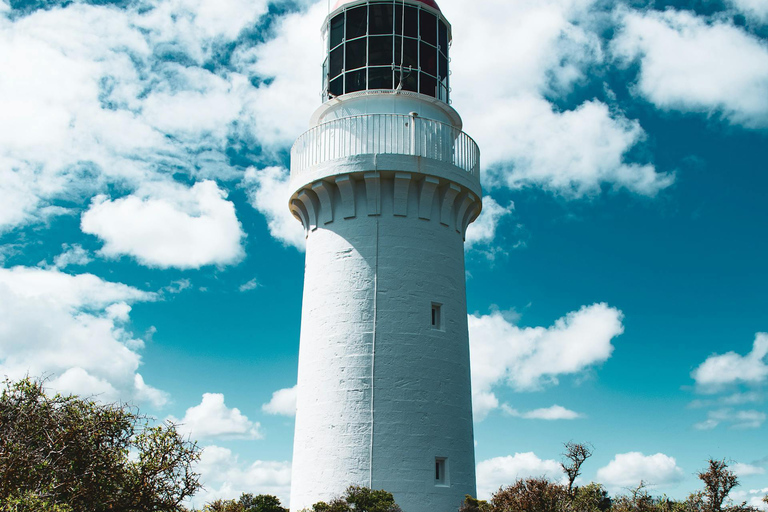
{"left": 290, "top": 112, "right": 480, "bottom": 183}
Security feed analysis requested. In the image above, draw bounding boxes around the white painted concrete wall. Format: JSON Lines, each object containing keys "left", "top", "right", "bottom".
{"left": 289, "top": 168, "right": 479, "bottom": 512}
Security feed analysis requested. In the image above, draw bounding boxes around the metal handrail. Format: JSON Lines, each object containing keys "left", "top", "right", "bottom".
{"left": 290, "top": 114, "right": 480, "bottom": 178}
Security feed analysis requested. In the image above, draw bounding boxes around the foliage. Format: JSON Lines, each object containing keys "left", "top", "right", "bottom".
{"left": 0, "top": 376, "right": 200, "bottom": 512}
{"left": 307, "top": 486, "right": 402, "bottom": 512}
{"left": 201, "top": 494, "right": 288, "bottom": 512}
{"left": 459, "top": 495, "right": 492, "bottom": 512}
{"left": 561, "top": 442, "right": 594, "bottom": 496}
{"left": 698, "top": 460, "right": 739, "bottom": 512}
{"left": 491, "top": 477, "right": 568, "bottom": 512}
{"left": 571, "top": 483, "right": 612, "bottom": 512}
{"left": 612, "top": 483, "right": 657, "bottom": 512}
{"left": 460, "top": 495, "right": 493, "bottom": 512}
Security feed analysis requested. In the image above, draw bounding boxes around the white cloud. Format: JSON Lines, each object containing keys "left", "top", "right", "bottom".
{"left": 438, "top": 0, "right": 671, "bottom": 198}
{"left": 694, "top": 408, "right": 767, "bottom": 430}
{"left": 479, "top": 97, "right": 672, "bottom": 198}
{"left": 692, "top": 333, "right": 768, "bottom": 392}
{"left": 170, "top": 393, "right": 263, "bottom": 440}
{"left": 262, "top": 386, "right": 297, "bottom": 417}
{"left": 0, "top": 0, "right": 276, "bottom": 234}
{"left": 596, "top": 452, "right": 684, "bottom": 490}
{"left": 476, "top": 452, "right": 565, "bottom": 500}
{"left": 81, "top": 180, "right": 245, "bottom": 269}
{"left": 239, "top": 278, "right": 261, "bottom": 292}
{"left": 503, "top": 404, "right": 583, "bottom": 420}
{"left": 52, "top": 244, "right": 92, "bottom": 269}
{"left": 613, "top": 9, "right": 768, "bottom": 127}
{"left": 231, "top": 1, "right": 326, "bottom": 148}
{"left": 728, "top": 0, "right": 768, "bottom": 23}
{"left": 465, "top": 197, "right": 514, "bottom": 249}
{"left": 0, "top": 266, "right": 166, "bottom": 406}
{"left": 243, "top": 166, "right": 305, "bottom": 250}
{"left": 469, "top": 303, "right": 624, "bottom": 420}
{"left": 190, "top": 445, "right": 291, "bottom": 508}
{"left": 732, "top": 463, "right": 766, "bottom": 477}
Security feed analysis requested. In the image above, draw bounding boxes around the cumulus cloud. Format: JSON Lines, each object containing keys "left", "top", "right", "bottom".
{"left": 231, "top": 1, "right": 326, "bottom": 148}
{"left": 81, "top": 180, "right": 245, "bottom": 269}
{"left": 596, "top": 452, "right": 684, "bottom": 490}
{"left": 0, "top": 266, "right": 165, "bottom": 406}
{"left": 243, "top": 166, "right": 305, "bottom": 250}
{"left": 440, "top": 0, "right": 671, "bottom": 198}
{"left": 52, "top": 244, "right": 92, "bottom": 269}
{"left": 476, "top": 452, "right": 565, "bottom": 499}
{"left": 0, "top": 0, "right": 275, "bottom": 234}
{"left": 465, "top": 197, "right": 515, "bottom": 250}
{"left": 170, "top": 393, "right": 262, "bottom": 440}
{"left": 732, "top": 463, "right": 766, "bottom": 477}
{"left": 503, "top": 404, "right": 583, "bottom": 420}
{"left": 693, "top": 408, "right": 767, "bottom": 430}
{"left": 262, "top": 385, "right": 297, "bottom": 417}
{"left": 728, "top": 0, "right": 768, "bottom": 22}
{"left": 469, "top": 303, "right": 624, "bottom": 420}
{"left": 479, "top": 98, "right": 672, "bottom": 198}
{"left": 239, "top": 278, "right": 261, "bottom": 292}
{"left": 692, "top": 333, "right": 768, "bottom": 392}
{"left": 613, "top": 9, "right": 768, "bottom": 127}
{"left": 190, "top": 445, "right": 291, "bottom": 508}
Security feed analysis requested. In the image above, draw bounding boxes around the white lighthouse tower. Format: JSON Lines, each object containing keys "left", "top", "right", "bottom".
{"left": 288, "top": 0, "right": 481, "bottom": 510}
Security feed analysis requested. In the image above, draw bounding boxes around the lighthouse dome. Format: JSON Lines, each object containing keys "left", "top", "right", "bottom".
{"left": 332, "top": 0, "right": 441, "bottom": 12}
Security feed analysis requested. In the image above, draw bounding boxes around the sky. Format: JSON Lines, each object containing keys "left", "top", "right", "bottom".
{"left": 0, "top": 0, "right": 767, "bottom": 508}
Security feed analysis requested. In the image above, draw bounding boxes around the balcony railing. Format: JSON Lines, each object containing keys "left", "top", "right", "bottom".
{"left": 290, "top": 113, "right": 480, "bottom": 179}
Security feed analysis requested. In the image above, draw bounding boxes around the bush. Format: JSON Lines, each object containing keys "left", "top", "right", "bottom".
{"left": 0, "top": 377, "right": 200, "bottom": 511}
{"left": 491, "top": 477, "right": 568, "bottom": 512}
{"left": 308, "top": 486, "right": 402, "bottom": 512}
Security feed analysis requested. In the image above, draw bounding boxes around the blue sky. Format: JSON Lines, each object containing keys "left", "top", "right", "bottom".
{"left": 1, "top": 0, "right": 767, "bottom": 507}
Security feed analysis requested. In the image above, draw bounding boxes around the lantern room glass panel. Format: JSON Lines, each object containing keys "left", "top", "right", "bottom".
{"left": 323, "top": 0, "right": 450, "bottom": 102}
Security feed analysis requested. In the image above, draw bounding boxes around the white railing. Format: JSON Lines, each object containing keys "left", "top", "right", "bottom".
{"left": 291, "top": 114, "right": 480, "bottom": 179}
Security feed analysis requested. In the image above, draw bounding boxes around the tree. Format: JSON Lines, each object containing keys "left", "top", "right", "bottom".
{"left": 239, "top": 494, "right": 288, "bottom": 512}
{"left": 572, "top": 483, "right": 611, "bottom": 512}
{"left": 459, "top": 495, "right": 492, "bottom": 512}
{"left": 491, "top": 477, "right": 568, "bottom": 512}
{"left": 561, "top": 442, "right": 594, "bottom": 496}
{"left": 698, "top": 460, "right": 739, "bottom": 512}
{"left": 612, "top": 482, "right": 656, "bottom": 512}
{"left": 308, "top": 486, "right": 402, "bottom": 512}
{"left": 0, "top": 376, "right": 201, "bottom": 512}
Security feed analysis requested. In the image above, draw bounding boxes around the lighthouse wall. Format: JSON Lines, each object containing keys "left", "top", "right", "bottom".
{"left": 290, "top": 170, "right": 479, "bottom": 512}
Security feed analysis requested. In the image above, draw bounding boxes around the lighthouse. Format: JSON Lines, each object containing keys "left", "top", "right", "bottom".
{"left": 288, "top": 0, "right": 481, "bottom": 510}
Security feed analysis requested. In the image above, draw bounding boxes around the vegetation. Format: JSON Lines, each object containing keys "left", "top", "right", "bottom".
{"left": 199, "top": 493, "right": 288, "bottom": 512}
{"left": 3, "top": 377, "right": 766, "bottom": 512}
{"left": 461, "top": 443, "right": 764, "bottom": 512}
{"left": 304, "top": 485, "right": 403, "bottom": 512}
{"left": 0, "top": 377, "right": 200, "bottom": 512}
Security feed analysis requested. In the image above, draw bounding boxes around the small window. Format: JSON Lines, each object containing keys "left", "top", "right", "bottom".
{"left": 435, "top": 457, "right": 447, "bottom": 485}
{"left": 431, "top": 303, "right": 442, "bottom": 329}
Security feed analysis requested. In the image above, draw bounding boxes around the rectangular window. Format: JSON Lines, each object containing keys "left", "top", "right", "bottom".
{"left": 435, "top": 457, "right": 447, "bottom": 485}
{"left": 369, "top": 3, "right": 393, "bottom": 35}
{"left": 346, "top": 6, "right": 367, "bottom": 40}
{"left": 431, "top": 303, "right": 442, "bottom": 329}
{"left": 330, "top": 13, "right": 344, "bottom": 49}
{"left": 395, "top": 4, "right": 419, "bottom": 38}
